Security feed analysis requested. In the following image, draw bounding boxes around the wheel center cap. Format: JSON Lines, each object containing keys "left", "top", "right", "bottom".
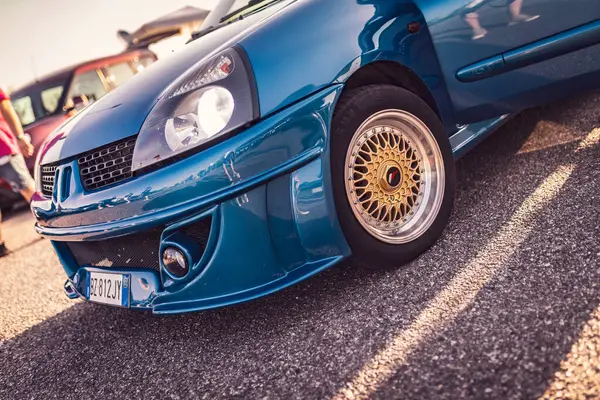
{"left": 379, "top": 164, "right": 403, "bottom": 193}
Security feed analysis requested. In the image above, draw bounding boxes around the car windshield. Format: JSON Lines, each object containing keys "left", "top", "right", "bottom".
{"left": 11, "top": 75, "right": 69, "bottom": 127}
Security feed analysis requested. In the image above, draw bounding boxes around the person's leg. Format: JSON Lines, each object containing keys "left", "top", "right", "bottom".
{"left": 464, "top": 12, "right": 488, "bottom": 39}
{"left": 0, "top": 154, "right": 35, "bottom": 257}
{"left": 5, "top": 155, "right": 35, "bottom": 203}
{"left": 19, "top": 186, "right": 34, "bottom": 203}
{"left": 508, "top": 0, "right": 539, "bottom": 24}
{"left": 508, "top": 0, "right": 523, "bottom": 18}
{"left": 0, "top": 165, "right": 11, "bottom": 257}
{"left": 0, "top": 206, "right": 8, "bottom": 257}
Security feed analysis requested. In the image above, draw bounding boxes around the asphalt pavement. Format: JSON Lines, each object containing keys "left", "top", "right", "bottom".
{"left": 1, "top": 91, "right": 600, "bottom": 400}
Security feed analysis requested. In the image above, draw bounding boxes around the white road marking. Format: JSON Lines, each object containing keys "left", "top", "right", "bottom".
{"left": 334, "top": 164, "right": 574, "bottom": 400}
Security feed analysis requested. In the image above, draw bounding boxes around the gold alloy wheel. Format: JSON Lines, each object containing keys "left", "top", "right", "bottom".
{"left": 344, "top": 110, "right": 445, "bottom": 244}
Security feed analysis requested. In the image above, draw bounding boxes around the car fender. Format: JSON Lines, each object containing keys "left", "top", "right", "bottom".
{"left": 239, "top": 0, "right": 455, "bottom": 129}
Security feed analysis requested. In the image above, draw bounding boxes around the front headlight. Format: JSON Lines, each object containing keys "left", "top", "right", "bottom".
{"left": 131, "top": 47, "right": 258, "bottom": 171}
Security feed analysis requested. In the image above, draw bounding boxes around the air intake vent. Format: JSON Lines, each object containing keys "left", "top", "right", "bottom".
{"left": 65, "top": 217, "right": 214, "bottom": 273}
{"left": 78, "top": 137, "right": 136, "bottom": 191}
{"left": 66, "top": 228, "right": 163, "bottom": 271}
{"left": 179, "top": 217, "right": 212, "bottom": 249}
{"left": 40, "top": 165, "right": 58, "bottom": 197}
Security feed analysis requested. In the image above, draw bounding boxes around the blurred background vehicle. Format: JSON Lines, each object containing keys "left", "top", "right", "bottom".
{"left": 0, "top": 49, "right": 157, "bottom": 210}
{"left": 0, "top": 1, "right": 269, "bottom": 210}
{"left": 0, "top": 2, "right": 215, "bottom": 210}
{"left": 118, "top": 6, "right": 210, "bottom": 53}
{"left": 0, "top": 3, "right": 217, "bottom": 211}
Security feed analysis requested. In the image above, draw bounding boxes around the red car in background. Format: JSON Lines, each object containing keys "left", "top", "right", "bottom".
{"left": 0, "top": 49, "right": 156, "bottom": 209}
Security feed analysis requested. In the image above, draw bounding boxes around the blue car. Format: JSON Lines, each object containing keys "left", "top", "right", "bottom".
{"left": 32, "top": 0, "right": 600, "bottom": 313}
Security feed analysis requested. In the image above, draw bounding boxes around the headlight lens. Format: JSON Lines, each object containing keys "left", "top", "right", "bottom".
{"left": 131, "top": 48, "right": 257, "bottom": 171}
{"left": 196, "top": 87, "right": 235, "bottom": 136}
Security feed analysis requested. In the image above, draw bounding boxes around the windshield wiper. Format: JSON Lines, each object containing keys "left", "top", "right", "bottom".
{"left": 219, "top": 0, "right": 263, "bottom": 23}
{"left": 189, "top": 0, "right": 288, "bottom": 43}
{"left": 189, "top": 25, "right": 221, "bottom": 42}
{"left": 222, "top": 0, "right": 287, "bottom": 22}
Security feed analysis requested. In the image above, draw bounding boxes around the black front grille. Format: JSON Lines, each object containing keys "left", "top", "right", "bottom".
{"left": 40, "top": 165, "right": 58, "bottom": 197}
{"left": 67, "top": 228, "right": 162, "bottom": 271}
{"left": 78, "top": 137, "right": 136, "bottom": 191}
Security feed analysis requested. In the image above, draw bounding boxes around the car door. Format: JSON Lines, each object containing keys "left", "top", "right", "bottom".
{"left": 413, "top": 0, "right": 600, "bottom": 123}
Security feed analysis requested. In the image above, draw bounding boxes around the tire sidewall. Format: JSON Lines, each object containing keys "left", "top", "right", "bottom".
{"left": 331, "top": 85, "right": 456, "bottom": 268}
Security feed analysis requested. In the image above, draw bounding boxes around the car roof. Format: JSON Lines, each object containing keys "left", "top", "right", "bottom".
{"left": 11, "top": 69, "right": 72, "bottom": 98}
{"left": 12, "top": 49, "right": 155, "bottom": 96}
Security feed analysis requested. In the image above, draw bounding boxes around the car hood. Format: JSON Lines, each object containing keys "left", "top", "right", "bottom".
{"left": 39, "top": 1, "right": 292, "bottom": 166}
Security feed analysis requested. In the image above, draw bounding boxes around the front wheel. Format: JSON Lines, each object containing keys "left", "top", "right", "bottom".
{"left": 331, "top": 85, "right": 456, "bottom": 269}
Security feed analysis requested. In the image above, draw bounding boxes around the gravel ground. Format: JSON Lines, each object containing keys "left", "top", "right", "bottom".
{"left": 0, "top": 92, "right": 599, "bottom": 399}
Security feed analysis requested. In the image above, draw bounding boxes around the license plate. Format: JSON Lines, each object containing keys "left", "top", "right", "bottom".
{"left": 87, "top": 272, "right": 130, "bottom": 307}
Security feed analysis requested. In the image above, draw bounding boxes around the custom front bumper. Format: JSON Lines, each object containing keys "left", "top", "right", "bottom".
{"left": 32, "top": 85, "right": 351, "bottom": 314}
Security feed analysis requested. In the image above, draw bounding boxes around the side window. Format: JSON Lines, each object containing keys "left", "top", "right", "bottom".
{"left": 41, "top": 86, "right": 64, "bottom": 114}
{"left": 69, "top": 70, "right": 107, "bottom": 103}
{"left": 104, "top": 62, "right": 135, "bottom": 89}
{"left": 12, "top": 97, "right": 35, "bottom": 125}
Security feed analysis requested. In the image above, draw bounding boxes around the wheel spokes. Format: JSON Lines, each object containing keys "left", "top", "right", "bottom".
{"left": 349, "top": 126, "right": 423, "bottom": 224}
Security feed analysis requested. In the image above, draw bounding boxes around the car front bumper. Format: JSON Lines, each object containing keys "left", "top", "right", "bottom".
{"left": 32, "top": 85, "right": 351, "bottom": 314}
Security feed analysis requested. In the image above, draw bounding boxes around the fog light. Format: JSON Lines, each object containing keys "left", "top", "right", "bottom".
{"left": 162, "top": 247, "right": 189, "bottom": 278}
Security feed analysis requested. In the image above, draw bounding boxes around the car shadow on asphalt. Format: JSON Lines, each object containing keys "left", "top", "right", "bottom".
{"left": 372, "top": 126, "right": 600, "bottom": 399}
{"left": 2, "top": 237, "right": 45, "bottom": 255}
{"left": 1, "top": 92, "right": 599, "bottom": 399}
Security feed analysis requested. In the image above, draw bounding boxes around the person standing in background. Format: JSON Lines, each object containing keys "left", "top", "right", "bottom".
{"left": 0, "top": 87, "right": 35, "bottom": 257}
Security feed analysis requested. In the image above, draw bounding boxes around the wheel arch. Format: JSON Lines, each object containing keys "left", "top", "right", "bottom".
{"left": 337, "top": 60, "right": 442, "bottom": 120}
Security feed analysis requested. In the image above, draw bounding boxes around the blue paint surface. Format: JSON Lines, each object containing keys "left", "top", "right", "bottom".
{"left": 414, "top": 0, "right": 600, "bottom": 121}
{"left": 32, "top": 0, "right": 600, "bottom": 313}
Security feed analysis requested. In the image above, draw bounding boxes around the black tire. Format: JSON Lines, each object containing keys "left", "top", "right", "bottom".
{"left": 331, "top": 84, "right": 456, "bottom": 269}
